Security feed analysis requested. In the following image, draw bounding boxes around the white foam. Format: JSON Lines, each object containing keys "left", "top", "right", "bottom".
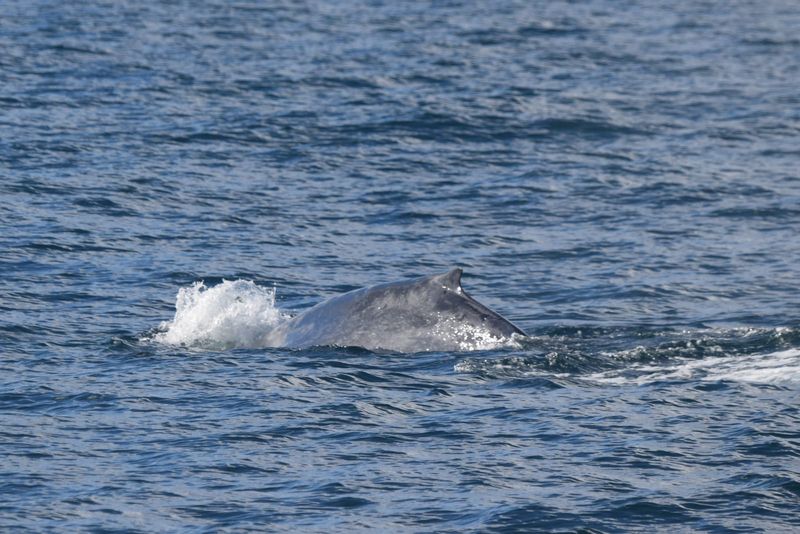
{"left": 431, "top": 317, "right": 523, "bottom": 352}
{"left": 152, "top": 280, "right": 288, "bottom": 349}
{"left": 700, "top": 349, "right": 800, "bottom": 384}
{"left": 587, "top": 348, "right": 800, "bottom": 386}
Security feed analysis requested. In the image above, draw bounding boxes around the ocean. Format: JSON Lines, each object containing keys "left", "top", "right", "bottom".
{"left": 2, "top": 0, "right": 799, "bottom": 531}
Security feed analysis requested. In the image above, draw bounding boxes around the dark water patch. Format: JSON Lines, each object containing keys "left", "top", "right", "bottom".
{"left": 483, "top": 503, "right": 601, "bottom": 532}
{"left": 17, "top": 239, "right": 131, "bottom": 255}
{"left": 709, "top": 206, "right": 800, "bottom": 220}
{"left": 532, "top": 117, "right": 649, "bottom": 138}
{"left": 0, "top": 390, "right": 119, "bottom": 414}
{"left": 742, "top": 37, "right": 800, "bottom": 48}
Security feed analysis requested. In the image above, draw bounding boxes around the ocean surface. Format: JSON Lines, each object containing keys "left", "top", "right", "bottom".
{"left": 2, "top": 0, "right": 800, "bottom": 531}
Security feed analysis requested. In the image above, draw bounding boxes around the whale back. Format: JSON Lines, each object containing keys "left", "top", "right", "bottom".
{"left": 277, "top": 268, "right": 526, "bottom": 352}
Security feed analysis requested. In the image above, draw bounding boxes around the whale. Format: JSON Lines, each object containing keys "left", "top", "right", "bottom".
{"left": 271, "top": 268, "right": 526, "bottom": 352}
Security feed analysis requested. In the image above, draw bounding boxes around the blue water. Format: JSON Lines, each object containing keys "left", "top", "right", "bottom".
{"left": 3, "top": 0, "right": 800, "bottom": 531}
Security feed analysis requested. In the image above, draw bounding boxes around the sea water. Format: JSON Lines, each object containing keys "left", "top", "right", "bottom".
{"left": 2, "top": 0, "right": 799, "bottom": 531}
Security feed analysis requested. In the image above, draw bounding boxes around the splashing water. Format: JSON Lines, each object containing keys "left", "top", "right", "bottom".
{"left": 153, "top": 280, "right": 288, "bottom": 349}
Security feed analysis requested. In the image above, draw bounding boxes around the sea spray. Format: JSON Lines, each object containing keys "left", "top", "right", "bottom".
{"left": 154, "top": 280, "right": 287, "bottom": 349}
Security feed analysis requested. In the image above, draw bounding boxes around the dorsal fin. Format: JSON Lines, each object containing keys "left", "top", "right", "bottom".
{"left": 432, "top": 267, "right": 462, "bottom": 291}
